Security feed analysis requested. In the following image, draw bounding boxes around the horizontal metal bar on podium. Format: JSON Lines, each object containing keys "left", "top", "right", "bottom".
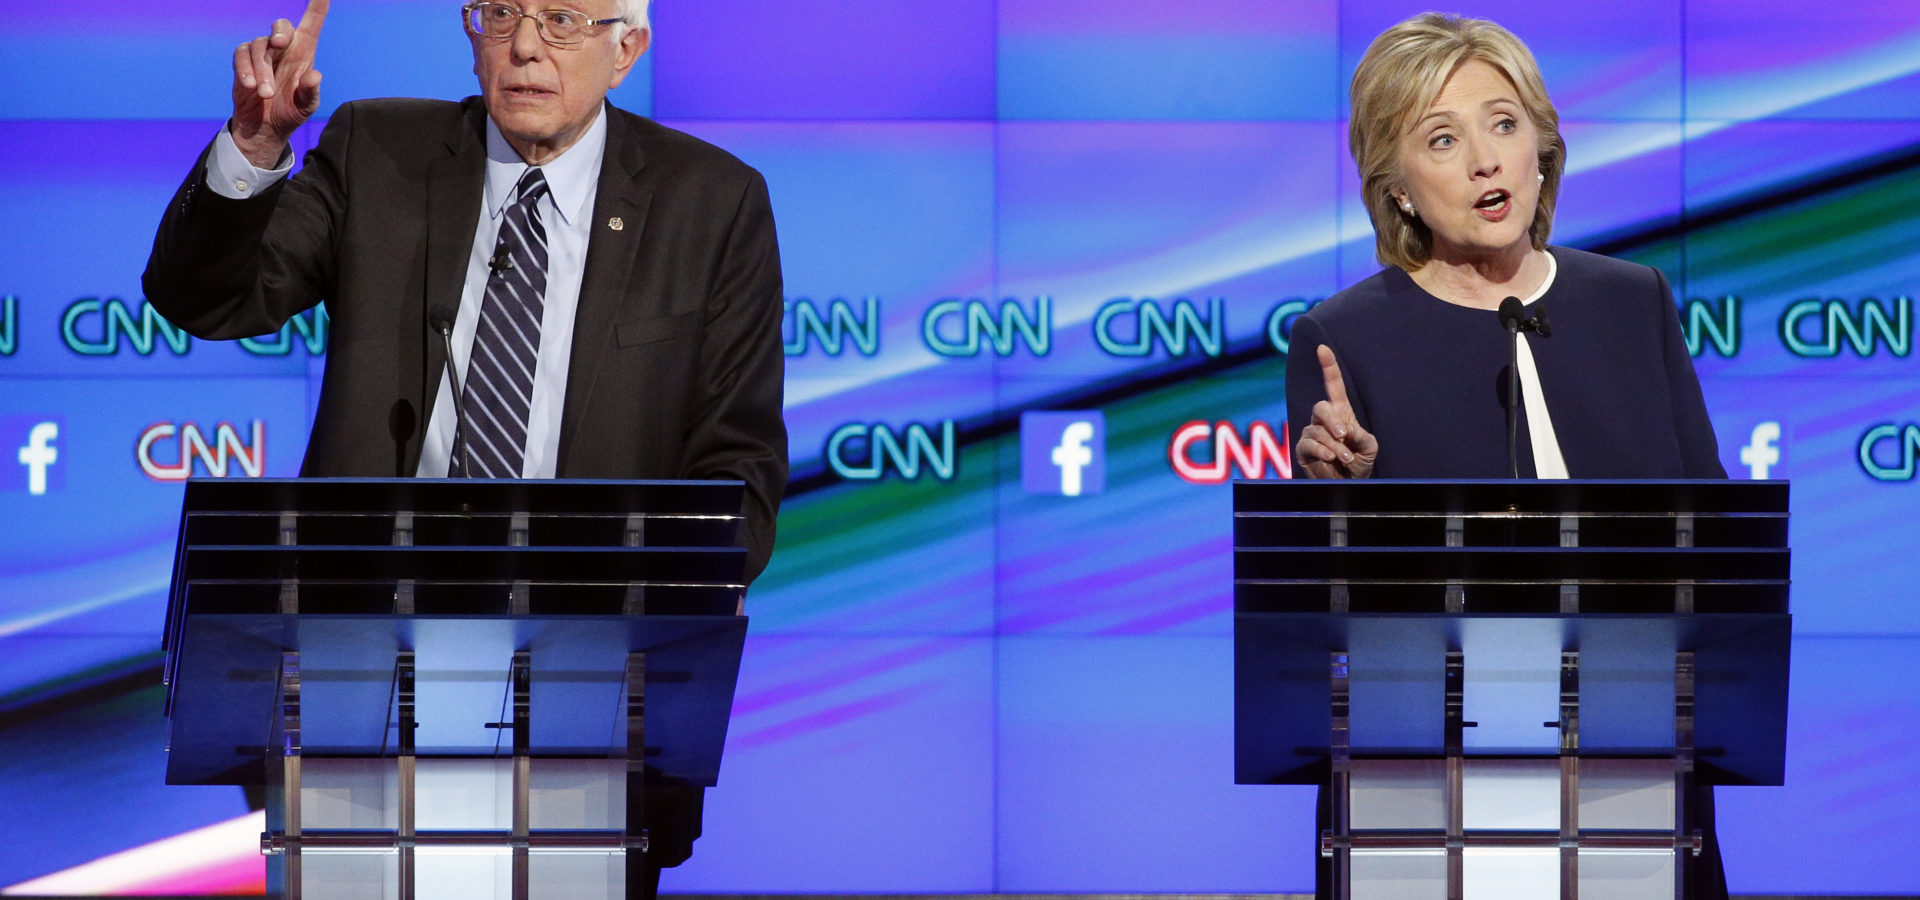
{"left": 262, "top": 828, "right": 650, "bottom": 853}
{"left": 1320, "top": 829, "right": 1704, "bottom": 852}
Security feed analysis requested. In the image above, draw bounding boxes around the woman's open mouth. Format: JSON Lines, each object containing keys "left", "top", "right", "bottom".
{"left": 1474, "top": 189, "right": 1512, "bottom": 221}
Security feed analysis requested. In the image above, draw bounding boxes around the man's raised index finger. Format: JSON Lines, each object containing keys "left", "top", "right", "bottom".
{"left": 1316, "top": 344, "right": 1350, "bottom": 407}
{"left": 297, "top": 0, "right": 330, "bottom": 38}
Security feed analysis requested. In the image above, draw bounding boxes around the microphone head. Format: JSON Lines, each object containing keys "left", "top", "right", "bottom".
{"left": 388, "top": 399, "right": 417, "bottom": 443}
{"left": 428, "top": 301, "right": 457, "bottom": 334}
{"left": 1497, "top": 296, "right": 1526, "bottom": 330}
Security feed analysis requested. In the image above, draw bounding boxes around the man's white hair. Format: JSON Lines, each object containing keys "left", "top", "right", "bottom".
{"left": 614, "top": 0, "right": 650, "bottom": 31}
{"left": 468, "top": 0, "right": 649, "bottom": 33}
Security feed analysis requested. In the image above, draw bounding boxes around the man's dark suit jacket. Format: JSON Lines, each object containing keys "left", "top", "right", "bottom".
{"left": 143, "top": 97, "right": 787, "bottom": 582}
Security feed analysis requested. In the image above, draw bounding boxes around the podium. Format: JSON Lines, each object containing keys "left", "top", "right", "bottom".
{"left": 161, "top": 478, "right": 751, "bottom": 900}
{"left": 1233, "top": 480, "right": 1790, "bottom": 899}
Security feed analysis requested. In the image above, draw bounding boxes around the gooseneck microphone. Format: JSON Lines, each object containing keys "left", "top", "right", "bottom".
{"left": 1499, "top": 297, "right": 1525, "bottom": 478}
{"left": 428, "top": 301, "right": 472, "bottom": 477}
{"left": 1497, "top": 297, "right": 1552, "bottom": 478}
{"left": 387, "top": 399, "right": 416, "bottom": 479}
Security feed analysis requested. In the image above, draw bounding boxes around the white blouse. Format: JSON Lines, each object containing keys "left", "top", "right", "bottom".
{"left": 1515, "top": 252, "right": 1568, "bottom": 478}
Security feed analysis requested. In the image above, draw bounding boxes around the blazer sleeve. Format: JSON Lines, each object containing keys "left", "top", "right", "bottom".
{"left": 142, "top": 106, "right": 352, "bottom": 340}
{"left": 1284, "top": 311, "right": 1371, "bottom": 470}
{"left": 1285, "top": 313, "right": 1332, "bottom": 464}
{"left": 1652, "top": 266, "right": 1727, "bottom": 478}
{"left": 683, "top": 169, "right": 788, "bottom": 585}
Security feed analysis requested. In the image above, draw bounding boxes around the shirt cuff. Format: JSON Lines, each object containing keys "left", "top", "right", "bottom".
{"left": 206, "top": 127, "right": 293, "bottom": 199}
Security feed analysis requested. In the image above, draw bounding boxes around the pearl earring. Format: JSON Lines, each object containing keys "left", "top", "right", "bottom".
{"left": 1537, "top": 172, "right": 1545, "bottom": 184}
{"left": 1400, "top": 200, "right": 1416, "bottom": 215}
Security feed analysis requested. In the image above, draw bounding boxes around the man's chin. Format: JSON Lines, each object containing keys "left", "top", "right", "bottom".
{"left": 487, "top": 97, "right": 550, "bottom": 125}
{"left": 488, "top": 112, "right": 556, "bottom": 155}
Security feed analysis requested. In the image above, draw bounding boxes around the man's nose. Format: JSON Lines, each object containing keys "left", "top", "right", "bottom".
{"left": 510, "top": 13, "right": 547, "bottom": 60}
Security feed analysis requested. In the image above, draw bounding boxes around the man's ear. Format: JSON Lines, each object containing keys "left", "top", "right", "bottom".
{"left": 609, "top": 25, "right": 649, "bottom": 89}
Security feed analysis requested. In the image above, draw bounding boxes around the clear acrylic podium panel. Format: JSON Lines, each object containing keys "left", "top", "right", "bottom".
{"left": 1231, "top": 480, "right": 1791, "bottom": 898}
{"left": 1235, "top": 612, "right": 1788, "bottom": 899}
{"left": 293, "top": 855, "right": 624, "bottom": 900}
{"left": 162, "top": 479, "right": 753, "bottom": 899}
{"left": 297, "top": 758, "right": 631, "bottom": 900}
{"left": 1347, "top": 758, "right": 1676, "bottom": 900}
{"left": 1235, "top": 614, "right": 1791, "bottom": 786}
{"left": 1348, "top": 851, "right": 1673, "bottom": 900}
{"left": 167, "top": 615, "right": 748, "bottom": 787}
{"left": 168, "top": 614, "right": 747, "bottom": 900}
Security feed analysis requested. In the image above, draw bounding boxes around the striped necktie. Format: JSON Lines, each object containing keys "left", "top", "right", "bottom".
{"left": 454, "top": 168, "right": 549, "bottom": 478}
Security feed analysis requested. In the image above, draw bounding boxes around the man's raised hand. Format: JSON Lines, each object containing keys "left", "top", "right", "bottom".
{"left": 231, "top": 0, "right": 329, "bottom": 169}
{"left": 1294, "top": 344, "right": 1379, "bottom": 479}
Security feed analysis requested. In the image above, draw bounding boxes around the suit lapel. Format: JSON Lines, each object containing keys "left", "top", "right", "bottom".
{"left": 415, "top": 102, "right": 488, "bottom": 463}
{"left": 558, "top": 105, "right": 654, "bottom": 473}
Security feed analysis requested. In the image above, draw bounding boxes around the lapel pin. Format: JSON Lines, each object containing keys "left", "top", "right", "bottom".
{"left": 608, "top": 217, "right": 625, "bottom": 231}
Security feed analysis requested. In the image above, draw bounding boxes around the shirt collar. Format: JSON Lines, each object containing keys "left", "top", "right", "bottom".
{"left": 483, "top": 104, "right": 608, "bottom": 228}
{"left": 1521, "top": 249, "right": 1559, "bottom": 305}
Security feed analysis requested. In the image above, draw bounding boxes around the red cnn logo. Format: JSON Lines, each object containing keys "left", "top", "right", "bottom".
{"left": 1169, "top": 420, "right": 1292, "bottom": 484}
{"left": 137, "top": 421, "right": 266, "bottom": 481}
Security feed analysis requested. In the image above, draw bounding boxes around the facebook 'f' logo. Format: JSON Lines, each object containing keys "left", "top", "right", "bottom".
{"left": 4, "top": 416, "right": 63, "bottom": 496}
{"left": 1021, "top": 411, "right": 1105, "bottom": 496}
{"left": 1741, "top": 421, "right": 1783, "bottom": 479}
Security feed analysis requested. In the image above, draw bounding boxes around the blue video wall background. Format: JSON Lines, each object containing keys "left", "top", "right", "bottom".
{"left": 3, "top": 0, "right": 1920, "bottom": 895}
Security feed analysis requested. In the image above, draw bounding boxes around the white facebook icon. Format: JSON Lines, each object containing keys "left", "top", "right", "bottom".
{"left": 16, "top": 421, "right": 59, "bottom": 496}
{"left": 1051, "top": 422, "right": 1096, "bottom": 496}
{"left": 1740, "top": 421, "right": 1781, "bottom": 479}
{"left": 1021, "top": 411, "right": 1105, "bottom": 496}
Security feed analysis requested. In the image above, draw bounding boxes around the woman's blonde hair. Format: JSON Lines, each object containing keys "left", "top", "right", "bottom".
{"left": 1349, "top": 13, "right": 1565, "bottom": 270}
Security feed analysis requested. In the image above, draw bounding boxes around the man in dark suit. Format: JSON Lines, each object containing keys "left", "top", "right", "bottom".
{"left": 141, "top": 0, "right": 785, "bottom": 894}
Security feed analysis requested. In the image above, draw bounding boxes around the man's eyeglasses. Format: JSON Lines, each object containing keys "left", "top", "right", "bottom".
{"left": 463, "top": 2, "right": 625, "bottom": 47}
